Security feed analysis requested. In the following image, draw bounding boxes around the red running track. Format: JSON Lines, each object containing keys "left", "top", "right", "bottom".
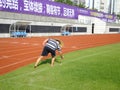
{"left": 0, "top": 34, "right": 120, "bottom": 75}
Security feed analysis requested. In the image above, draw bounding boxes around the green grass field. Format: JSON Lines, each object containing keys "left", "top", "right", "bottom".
{"left": 0, "top": 43, "right": 120, "bottom": 90}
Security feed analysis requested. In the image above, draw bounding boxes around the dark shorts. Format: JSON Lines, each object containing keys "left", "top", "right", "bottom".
{"left": 41, "top": 46, "right": 56, "bottom": 57}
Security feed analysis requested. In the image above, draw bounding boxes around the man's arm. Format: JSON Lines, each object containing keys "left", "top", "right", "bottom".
{"left": 42, "top": 38, "right": 49, "bottom": 46}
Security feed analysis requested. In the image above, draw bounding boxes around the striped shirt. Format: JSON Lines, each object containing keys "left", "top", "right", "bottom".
{"left": 45, "top": 39, "right": 61, "bottom": 51}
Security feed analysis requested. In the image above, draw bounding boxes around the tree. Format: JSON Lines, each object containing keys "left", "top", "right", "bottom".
{"left": 117, "top": 14, "right": 120, "bottom": 19}
{"left": 55, "top": 0, "right": 73, "bottom": 6}
{"left": 65, "top": 0, "right": 73, "bottom": 6}
{"left": 55, "top": 0, "right": 87, "bottom": 9}
{"left": 55, "top": 0, "right": 64, "bottom": 3}
{"left": 78, "top": 3, "right": 85, "bottom": 8}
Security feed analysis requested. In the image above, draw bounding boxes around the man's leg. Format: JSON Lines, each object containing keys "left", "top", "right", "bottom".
{"left": 51, "top": 56, "right": 56, "bottom": 67}
{"left": 34, "top": 56, "right": 43, "bottom": 68}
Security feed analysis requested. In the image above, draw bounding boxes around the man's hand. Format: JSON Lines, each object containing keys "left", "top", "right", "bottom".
{"left": 60, "top": 55, "right": 64, "bottom": 59}
{"left": 58, "top": 51, "right": 64, "bottom": 59}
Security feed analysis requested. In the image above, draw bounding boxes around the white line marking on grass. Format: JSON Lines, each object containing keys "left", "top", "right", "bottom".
{"left": 0, "top": 67, "right": 61, "bottom": 90}
{"left": 6, "top": 81, "right": 60, "bottom": 90}
{"left": 63, "top": 50, "right": 112, "bottom": 64}
{"left": 0, "top": 67, "right": 48, "bottom": 81}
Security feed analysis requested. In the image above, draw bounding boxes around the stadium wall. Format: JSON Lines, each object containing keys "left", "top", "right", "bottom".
{"left": 0, "top": 11, "right": 120, "bottom": 37}
{"left": 0, "top": 11, "right": 92, "bottom": 37}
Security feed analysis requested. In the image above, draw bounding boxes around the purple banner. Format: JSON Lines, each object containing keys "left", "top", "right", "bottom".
{"left": 77, "top": 8, "right": 116, "bottom": 22}
{"left": 0, "top": 0, "right": 116, "bottom": 22}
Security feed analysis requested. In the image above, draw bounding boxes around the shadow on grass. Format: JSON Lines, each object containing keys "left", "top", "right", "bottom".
{"left": 37, "top": 58, "right": 62, "bottom": 66}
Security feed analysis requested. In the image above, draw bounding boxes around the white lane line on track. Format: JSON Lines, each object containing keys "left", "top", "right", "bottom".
{"left": 0, "top": 48, "right": 113, "bottom": 81}
{"left": 0, "top": 41, "right": 41, "bottom": 50}
{"left": 20, "top": 43, "right": 29, "bottom": 45}
{"left": 0, "top": 49, "right": 41, "bottom": 60}
{"left": 0, "top": 55, "right": 9, "bottom": 59}
{"left": 0, "top": 46, "right": 41, "bottom": 54}
{"left": 0, "top": 56, "right": 38, "bottom": 69}
{"left": 32, "top": 43, "right": 39, "bottom": 46}
{"left": 11, "top": 42, "right": 19, "bottom": 44}
{"left": 0, "top": 44, "right": 40, "bottom": 51}
{"left": 0, "top": 45, "right": 118, "bottom": 68}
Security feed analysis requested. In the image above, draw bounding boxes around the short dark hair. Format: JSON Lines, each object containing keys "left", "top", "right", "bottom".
{"left": 55, "top": 39, "right": 61, "bottom": 45}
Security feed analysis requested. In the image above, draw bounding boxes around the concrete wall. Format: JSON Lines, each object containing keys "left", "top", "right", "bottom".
{"left": 0, "top": 11, "right": 92, "bottom": 37}
{"left": 92, "top": 18, "right": 106, "bottom": 34}
{"left": 0, "top": 11, "right": 120, "bottom": 38}
{"left": 0, "top": 11, "right": 78, "bottom": 24}
{"left": 105, "top": 23, "right": 120, "bottom": 34}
